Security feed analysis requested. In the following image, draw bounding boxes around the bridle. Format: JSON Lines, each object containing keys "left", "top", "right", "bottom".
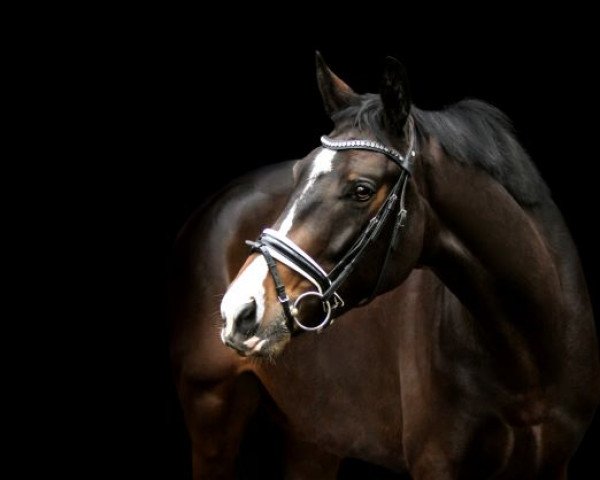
{"left": 247, "top": 121, "right": 416, "bottom": 332}
{"left": 246, "top": 119, "right": 416, "bottom": 332}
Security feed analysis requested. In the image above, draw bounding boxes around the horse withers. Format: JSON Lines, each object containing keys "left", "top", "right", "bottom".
{"left": 170, "top": 53, "right": 600, "bottom": 479}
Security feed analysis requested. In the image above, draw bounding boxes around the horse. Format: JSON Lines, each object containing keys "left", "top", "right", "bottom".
{"left": 170, "top": 52, "right": 600, "bottom": 479}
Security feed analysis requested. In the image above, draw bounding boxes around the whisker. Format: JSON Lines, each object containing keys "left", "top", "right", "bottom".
{"left": 208, "top": 307, "right": 225, "bottom": 330}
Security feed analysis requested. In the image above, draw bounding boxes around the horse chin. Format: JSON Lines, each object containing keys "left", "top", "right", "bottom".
{"left": 257, "top": 337, "right": 290, "bottom": 358}
{"left": 249, "top": 321, "right": 291, "bottom": 358}
{"left": 235, "top": 335, "right": 289, "bottom": 359}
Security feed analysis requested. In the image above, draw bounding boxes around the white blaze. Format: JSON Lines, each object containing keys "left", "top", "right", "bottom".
{"left": 220, "top": 148, "right": 336, "bottom": 340}
{"left": 278, "top": 148, "right": 336, "bottom": 235}
{"left": 220, "top": 256, "right": 268, "bottom": 337}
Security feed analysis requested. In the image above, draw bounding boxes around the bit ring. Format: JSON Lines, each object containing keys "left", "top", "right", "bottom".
{"left": 292, "top": 291, "right": 332, "bottom": 332}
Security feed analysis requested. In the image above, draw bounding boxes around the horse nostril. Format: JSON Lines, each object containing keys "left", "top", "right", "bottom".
{"left": 235, "top": 299, "right": 258, "bottom": 335}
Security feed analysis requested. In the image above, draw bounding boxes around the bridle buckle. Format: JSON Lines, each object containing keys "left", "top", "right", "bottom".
{"left": 278, "top": 294, "right": 290, "bottom": 304}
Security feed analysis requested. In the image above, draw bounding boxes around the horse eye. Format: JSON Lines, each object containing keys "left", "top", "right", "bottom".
{"left": 353, "top": 184, "right": 375, "bottom": 202}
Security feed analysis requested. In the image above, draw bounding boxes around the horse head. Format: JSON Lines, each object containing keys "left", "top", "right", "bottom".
{"left": 221, "top": 53, "right": 427, "bottom": 357}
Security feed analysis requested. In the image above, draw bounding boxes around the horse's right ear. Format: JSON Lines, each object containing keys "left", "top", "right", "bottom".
{"left": 380, "top": 57, "right": 411, "bottom": 135}
{"left": 316, "top": 51, "right": 359, "bottom": 118}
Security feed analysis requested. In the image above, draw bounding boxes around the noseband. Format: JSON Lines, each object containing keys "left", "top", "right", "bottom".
{"left": 246, "top": 121, "right": 416, "bottom": 332}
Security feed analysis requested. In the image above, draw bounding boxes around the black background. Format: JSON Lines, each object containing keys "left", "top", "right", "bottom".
{"left": 79, "top": 10, "right": 599, "bottom": 479}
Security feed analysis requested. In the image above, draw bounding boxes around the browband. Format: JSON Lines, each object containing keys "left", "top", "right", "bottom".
{"left": 320, "top": 130, "right": 415, "bottom": 173}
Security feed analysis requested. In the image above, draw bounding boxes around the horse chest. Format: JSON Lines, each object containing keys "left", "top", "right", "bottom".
{"left": 251, "top": 316, "right": 408, "bottom": 469}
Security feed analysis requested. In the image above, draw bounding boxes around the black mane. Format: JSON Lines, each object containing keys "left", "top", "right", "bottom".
{"left": 333, "top": 94, "right": 549, "bottom": 205}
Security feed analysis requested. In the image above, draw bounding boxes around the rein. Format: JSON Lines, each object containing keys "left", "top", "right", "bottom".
{"left": 247, "top": 120, "right": 416, "bottom": 332}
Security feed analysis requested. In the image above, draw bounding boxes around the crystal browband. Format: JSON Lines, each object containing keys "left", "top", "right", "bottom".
{"left": 320, "top": 136, "right": 416, "bottom": 174}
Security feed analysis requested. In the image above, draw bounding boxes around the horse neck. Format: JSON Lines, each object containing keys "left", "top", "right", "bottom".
{"left": 418, "top": 142, "right": 567, "bottom": 390}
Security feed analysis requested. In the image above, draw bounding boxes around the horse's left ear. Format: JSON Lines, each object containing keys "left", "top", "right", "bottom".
{"left": 316, "top": 51, "right": 359, "bottom": 118}
{"left": 381, "top": 57, "right": 411, "bottom": 135}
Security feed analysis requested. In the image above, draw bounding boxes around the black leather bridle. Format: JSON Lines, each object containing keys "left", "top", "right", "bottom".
{"left": 246, "top": 120, "right": 416, "bottom": 332}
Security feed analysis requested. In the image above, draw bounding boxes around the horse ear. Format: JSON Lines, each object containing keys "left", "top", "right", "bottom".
{"left": 381, "top": 57, "right": 411, "bottom": 135}
{"left": 316, "top": 51, "right": 359, "bottom": 118}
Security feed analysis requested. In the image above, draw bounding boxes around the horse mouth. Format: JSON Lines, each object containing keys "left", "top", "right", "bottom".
{"left": 245, "top": 334, "right": 291, "bottom": 358}
{"left": 227, "top": 337, "right": 288, "bottom": 358}
{"left": 221, "top": 324, "right": 291, "bottom": 358}
{"left": 241, "top": 336, "right": 270, "bottom": 356}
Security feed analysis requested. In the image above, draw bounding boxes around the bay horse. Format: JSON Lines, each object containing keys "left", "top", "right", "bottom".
{"left": 170, "top": 53, "right": 600, "bottom": 479}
